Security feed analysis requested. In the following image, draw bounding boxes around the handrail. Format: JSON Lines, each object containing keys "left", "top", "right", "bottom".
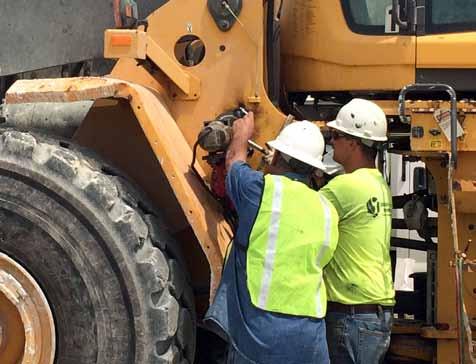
{"left": 398, "top": 83, "right": 458, "bottom": 168}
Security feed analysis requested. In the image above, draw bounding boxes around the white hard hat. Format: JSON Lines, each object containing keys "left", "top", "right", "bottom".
{"left": 327, "top": 99, "right": 387, "bottom": 142}
{"left": 267, "top": 121, "right": 325, "bottom": 170}
{"left": 322, "top": 145, "right": 344, "bottom": 175}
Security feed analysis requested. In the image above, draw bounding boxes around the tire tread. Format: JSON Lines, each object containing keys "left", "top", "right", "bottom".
{"left": 0, "top": 130, "right": 195, "bottom": 363}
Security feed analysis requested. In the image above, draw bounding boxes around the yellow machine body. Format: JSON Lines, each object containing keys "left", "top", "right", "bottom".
{"left": 281, "top": 1, "right": 476, "bottom": 94}
{"left": 280, "top": 1, "right": 415, "bottom": 92}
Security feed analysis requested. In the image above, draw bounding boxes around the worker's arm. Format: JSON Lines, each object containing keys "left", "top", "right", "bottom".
{"left": 225, "top": 111, "right": 255, "bottom": 171}
{"left": 224, "top": 111, "right": 264, "bottom": 249}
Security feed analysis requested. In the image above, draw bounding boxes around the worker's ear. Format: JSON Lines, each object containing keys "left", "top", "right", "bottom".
{"left": 348, "top": 138, "right": 360, "bottom": 150}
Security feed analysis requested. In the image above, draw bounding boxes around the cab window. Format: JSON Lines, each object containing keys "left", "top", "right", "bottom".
{"left": 428, "top": 0, "right": 476, "bottom": 33}
{"left": 341, "top": 0, "right": 393, "bottom": 34}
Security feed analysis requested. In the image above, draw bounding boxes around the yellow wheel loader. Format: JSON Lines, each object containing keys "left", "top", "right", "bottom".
{"left": 0, "top": 1, "right": 475, "bottom": 363}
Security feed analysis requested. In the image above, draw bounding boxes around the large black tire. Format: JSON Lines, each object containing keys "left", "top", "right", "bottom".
{"left": 0, "top": 130, "right": 196, "bottom": 364}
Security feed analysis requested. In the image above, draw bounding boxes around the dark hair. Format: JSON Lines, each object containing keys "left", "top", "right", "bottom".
{"left": 288, "top": 157, "right": 315, "bottom": 175}
{"left": 276, "top": 152, "right": 315, "bottom": 175}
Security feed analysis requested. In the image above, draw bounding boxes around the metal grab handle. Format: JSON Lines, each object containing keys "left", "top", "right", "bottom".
{"left": 398, "top": 83, "right": 458, "bottom": 168}
{"left": 392, "top": 0, "right": 408, "bottom": 29}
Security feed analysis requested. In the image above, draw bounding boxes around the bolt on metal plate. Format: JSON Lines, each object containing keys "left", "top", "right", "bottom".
{"left": 208, "top": 0, "right": 243, "bottom": 32}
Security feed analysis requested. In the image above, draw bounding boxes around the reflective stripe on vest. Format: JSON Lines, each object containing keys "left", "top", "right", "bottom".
{"left": 258, "top": 176, "right": 283, "bottom": 307}
{"left": 247, "top": 175, "right": 339, "bottom": 318}
{"left": 315, "top": 194, "right": 333, "bottom": 317}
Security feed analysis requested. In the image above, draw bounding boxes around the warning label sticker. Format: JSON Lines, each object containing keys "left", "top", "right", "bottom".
{"left": 433, "top": 109, "right": 464, "bottom": 141}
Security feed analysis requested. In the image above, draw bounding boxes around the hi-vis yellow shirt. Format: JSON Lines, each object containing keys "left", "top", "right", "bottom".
{"left": 321, "top": 168, "right": 395, "bottom": 306}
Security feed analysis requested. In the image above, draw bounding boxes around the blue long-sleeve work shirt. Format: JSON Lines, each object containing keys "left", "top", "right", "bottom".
{"left": 204, "top": 162, "right": 328, "bottom": 364}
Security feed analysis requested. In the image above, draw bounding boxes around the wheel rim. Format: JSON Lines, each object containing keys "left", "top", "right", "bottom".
{"left": 0, "top": 252, "right": 55, "bottom": 364}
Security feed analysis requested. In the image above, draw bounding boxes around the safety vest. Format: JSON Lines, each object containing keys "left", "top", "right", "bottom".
{"left": 246, "top": 175, "right": 339, "bottom": 318}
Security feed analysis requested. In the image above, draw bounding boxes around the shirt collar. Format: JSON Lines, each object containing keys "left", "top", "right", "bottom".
{"left": 283, "top": 172, "right": 308, "bottom": 183}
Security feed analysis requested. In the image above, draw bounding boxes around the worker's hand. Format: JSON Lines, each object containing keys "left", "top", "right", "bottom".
{"left": 226, "top": 111, "right": 255, "bottom": 171}
{"left": 232, "top": 111, "right": 255, "bottom": 141}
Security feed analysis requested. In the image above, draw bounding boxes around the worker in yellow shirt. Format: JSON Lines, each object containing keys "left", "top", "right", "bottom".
{"left": 321, "top": 99, "right": 395, "bottom": 364}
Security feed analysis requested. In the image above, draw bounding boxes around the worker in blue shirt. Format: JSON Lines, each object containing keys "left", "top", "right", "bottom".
{"left": 205, "top": 111, "right": 339, "bottom": 363}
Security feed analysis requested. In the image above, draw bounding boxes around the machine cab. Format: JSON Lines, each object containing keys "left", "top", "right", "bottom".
{"left": 280, "top": 0, "right": 476, "bottom": 97}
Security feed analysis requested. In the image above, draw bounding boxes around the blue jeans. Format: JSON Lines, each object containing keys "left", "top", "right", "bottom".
{"left": 226, "top": 319, "right": 330, "bottom": 364}
{"left": 227, "top": 343, "right": 330, "bottom": 364}
{"left": 326, "top": 309, "right": 392, "bottom": 364}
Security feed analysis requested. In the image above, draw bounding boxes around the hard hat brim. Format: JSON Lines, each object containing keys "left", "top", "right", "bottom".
{"left": 327, "top": 120, "right": 388, "bottom": 142}
{"left": 267, "top": 139, "right": 326, "bottom": 170}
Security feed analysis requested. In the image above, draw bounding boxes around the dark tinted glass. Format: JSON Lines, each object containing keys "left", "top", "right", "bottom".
{"left": 429, "top": 0, "right": 476, "bottom": 33}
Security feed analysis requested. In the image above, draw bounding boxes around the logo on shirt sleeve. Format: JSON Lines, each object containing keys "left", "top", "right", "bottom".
{"left": 367, "top": 197, "right": 380, "bottom": 217}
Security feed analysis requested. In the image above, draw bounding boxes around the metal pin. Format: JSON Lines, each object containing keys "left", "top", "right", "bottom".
{"left": 248, "top": 139, "right": 269, "bottom": 155}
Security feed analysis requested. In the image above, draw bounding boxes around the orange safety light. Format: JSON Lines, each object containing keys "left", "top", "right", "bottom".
{"left": 110, "top": 35, "right": 133, "bottom": 47}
